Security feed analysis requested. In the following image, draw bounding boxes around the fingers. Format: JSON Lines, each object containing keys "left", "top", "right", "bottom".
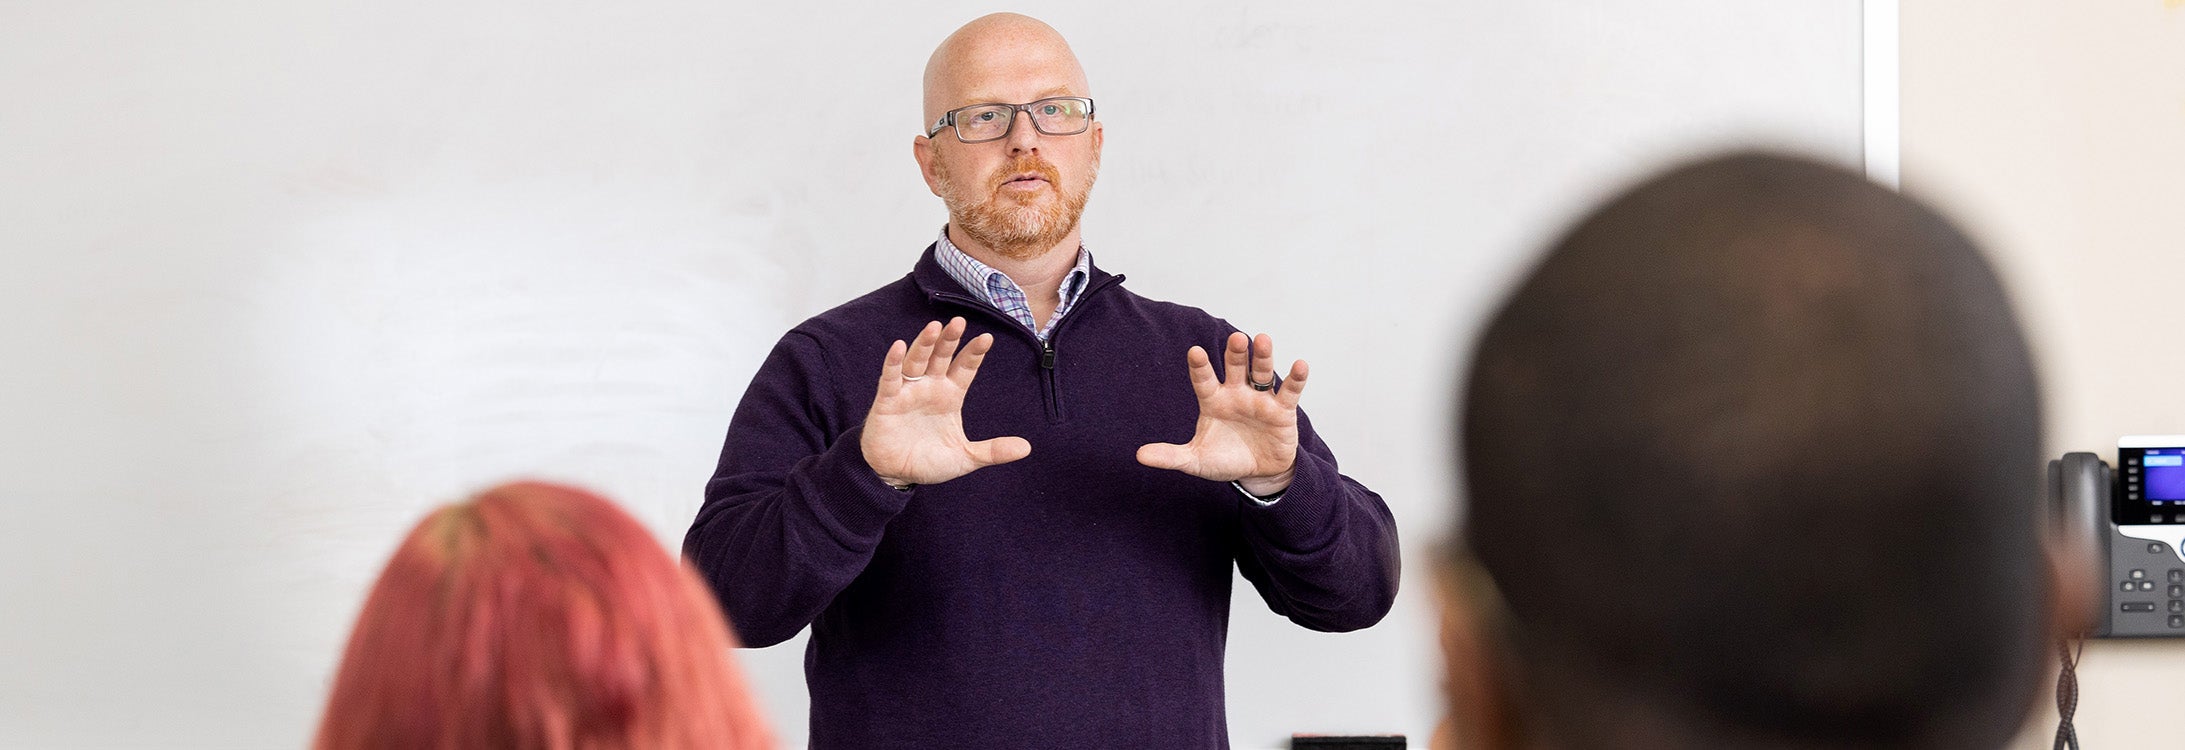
{"left": 948, "top": 332, "right": 996, "bottom": 386}
{"left": 1185, "top": 346, "right": 1218, "bottom": 399}
{"left": 926, "top": 317, "right": 966, "bottom": 377}
{"left": 1276, "top": 359, "right": 1310, "bottom": 408}
{"left": 875, "top": 339, "right": 909, "bottom": 396}
{"left": 1222, "top": 332, "right": 1250, "bottom": 386}
{"left": 1249, "top": 333, "right": 1276, "bottom": 389}
{"left": 968, "top": 436, "right": 1032, "bottom": 466}
{"left": 1135, "top": 442, "right": 1192, "bottom": 471}
{"left": 901, "top": 321, "right": 943, "bottom": 380}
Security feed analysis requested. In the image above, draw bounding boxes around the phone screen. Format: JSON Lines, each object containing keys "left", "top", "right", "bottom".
{"left": 2119, "top": 446, "right": 2185, "bottom": 524}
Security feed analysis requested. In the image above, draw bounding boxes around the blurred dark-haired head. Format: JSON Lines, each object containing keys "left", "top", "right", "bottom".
{"left": 1447, "top": 153, "right": 2051, "bottom": 749}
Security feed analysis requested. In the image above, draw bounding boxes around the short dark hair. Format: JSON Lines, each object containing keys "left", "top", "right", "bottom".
{"left": 1459, "top": 153, "right": 2046, "bottom": 748}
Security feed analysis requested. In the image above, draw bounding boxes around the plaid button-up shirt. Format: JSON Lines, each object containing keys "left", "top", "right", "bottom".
{"left": 932, "top": 226, "right": 1092, "bottom": 342}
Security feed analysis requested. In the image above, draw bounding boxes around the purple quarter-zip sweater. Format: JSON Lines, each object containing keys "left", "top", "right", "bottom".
{"left": 685, "top": 246, "right": 1400, "bottom": 749}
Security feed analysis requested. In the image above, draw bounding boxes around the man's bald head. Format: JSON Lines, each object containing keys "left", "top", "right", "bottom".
{"left": 912, "top": 13, "right": 1102, "bottom": 263}
{"left": 922, "top": 13, "right": 1091, "bottom": 129}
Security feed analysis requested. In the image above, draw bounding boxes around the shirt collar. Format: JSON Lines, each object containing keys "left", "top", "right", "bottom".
{"left": 933, "top": 225, "right": 1092, "bottom": 309}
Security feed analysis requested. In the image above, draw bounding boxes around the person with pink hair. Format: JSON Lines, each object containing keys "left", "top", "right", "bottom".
{"left": 316, "top": 481, "right": 773, "bottom": 750}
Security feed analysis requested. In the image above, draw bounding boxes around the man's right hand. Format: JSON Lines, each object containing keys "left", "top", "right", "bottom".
{"left": 860, "top": 317, "right": 1031, "bottom": 488}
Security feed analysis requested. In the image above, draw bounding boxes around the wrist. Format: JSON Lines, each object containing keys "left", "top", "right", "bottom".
{"left": 871, "top": 466, "right": 914, "bottom": 491}
{"left": 1236, "top": 469, "right": 1293, "bottom": 498}
{"left": 857, "top": 427, "right": 913, "bottom": 491}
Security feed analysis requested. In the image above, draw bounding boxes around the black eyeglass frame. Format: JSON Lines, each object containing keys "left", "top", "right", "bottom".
{"left": 926, "top": 97, "right": 1097, "bottom": 143}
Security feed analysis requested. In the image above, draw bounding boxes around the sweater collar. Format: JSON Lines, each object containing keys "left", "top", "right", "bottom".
{"left": 911, "top": 241, "right": 1119, "bottom": 305}
{"left": 931, "top": 226, "right": 1094, "bottom": 310}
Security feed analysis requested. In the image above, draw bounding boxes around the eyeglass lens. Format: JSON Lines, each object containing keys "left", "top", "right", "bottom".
{"left": 952, "top": 99, "right": 1091, "bottom": 142}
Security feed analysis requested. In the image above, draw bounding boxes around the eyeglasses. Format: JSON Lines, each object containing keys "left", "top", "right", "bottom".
{"left": 927, "top": 97, "right": 1096, "bottom": 143}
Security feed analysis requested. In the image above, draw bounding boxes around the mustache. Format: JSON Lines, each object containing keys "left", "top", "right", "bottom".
{"left": 989, "top": 155, "right": 1062, "bottom": 190}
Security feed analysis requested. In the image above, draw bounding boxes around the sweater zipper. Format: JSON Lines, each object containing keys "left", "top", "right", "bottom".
{"left": 930, "top": 274, "right": 1125, "bottom": 424}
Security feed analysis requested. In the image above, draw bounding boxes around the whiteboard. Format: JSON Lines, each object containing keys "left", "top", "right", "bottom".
{"left": 0, "top": 1, "right": 1863, "bottom": 747}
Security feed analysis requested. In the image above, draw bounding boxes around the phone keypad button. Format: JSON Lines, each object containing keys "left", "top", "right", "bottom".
{"left": 2169, "top": 600, "right": 2182, "bottom": 613}
{"left": 2124, "top": 581, "right": 2138, "bottom": 592}
{"left": 2172, "top": 585, "right": 2183, "bottom": 598}
{"left": 2133, "top": 569, "right": 2147, "bottom": 579}
{"left": 2171, "top": 615, "right": 2184, "bottom": 628}
{"left": 2144, "top": 581, "right": 2159, "bottom": 591}
{"left": 2170, "top": 569, "right": 2183, "bottom": 582}
{"left": 2123, "top": 602, "right": 2157, "bottom": 613}
{"left": 2153, "top": 543, "right": 2170, "bottom": 554}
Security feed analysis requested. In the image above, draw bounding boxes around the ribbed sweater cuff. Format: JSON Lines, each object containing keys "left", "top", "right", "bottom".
{"left": 806, "top": 424, "right": 914, "bottom": 535}
{"left": 1240, "top": 450, "right": 1343, "bottom": 553}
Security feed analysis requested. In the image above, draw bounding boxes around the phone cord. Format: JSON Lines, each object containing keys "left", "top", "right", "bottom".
{"left": 2053, "top": 635, "right": 2083, "bottom": 750}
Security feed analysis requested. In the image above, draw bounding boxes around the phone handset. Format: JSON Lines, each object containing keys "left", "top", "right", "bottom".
{"left": 2047, "top": 452, "right": 2111, "bottom": 635}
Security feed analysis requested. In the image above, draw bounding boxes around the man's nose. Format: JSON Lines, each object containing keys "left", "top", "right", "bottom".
{"left": 1004, "top": 109, "right": 1041, "bottom": 153}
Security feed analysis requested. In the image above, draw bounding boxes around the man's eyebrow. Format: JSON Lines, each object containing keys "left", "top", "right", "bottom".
{"left": 957, "top": 87, "right": 1081, "bottom": 106}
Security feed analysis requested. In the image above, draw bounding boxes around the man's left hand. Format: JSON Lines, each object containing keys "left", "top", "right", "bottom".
{"left": 1136, "top": 331, "right": 1308, "bottom": 496}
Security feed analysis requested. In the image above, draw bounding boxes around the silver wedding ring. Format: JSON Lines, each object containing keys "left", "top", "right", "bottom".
{"left": 902, "top": 375, "right": 924, "bottom": 382}
{"left": 1250, "top": 378, "right": 1275, "bottom": 392}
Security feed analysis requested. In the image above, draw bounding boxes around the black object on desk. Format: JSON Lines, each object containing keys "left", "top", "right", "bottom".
{"left": 1292, "top": 735, "right": 1404, "bottom": 749}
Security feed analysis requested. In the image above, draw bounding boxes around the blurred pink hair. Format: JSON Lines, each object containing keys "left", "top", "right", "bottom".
{"left": 315, "top": 481, "right": 773, "bottom": 749}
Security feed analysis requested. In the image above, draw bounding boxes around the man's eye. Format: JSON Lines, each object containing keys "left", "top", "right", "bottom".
{"left": 973, "top": 111, "right": 1000, "bottom": 122}
{"left": 1039, "top": 104, "right": 1061, "bottom": 116}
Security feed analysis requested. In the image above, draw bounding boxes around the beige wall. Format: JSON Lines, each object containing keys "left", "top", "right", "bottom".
{"left": 1902, "top": 1, "right": 2185, "bottom": 746}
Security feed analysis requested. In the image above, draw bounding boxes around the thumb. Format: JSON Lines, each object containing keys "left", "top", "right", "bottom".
{"left": 967, "top": 436, "right": 1031, "bottom": 466}
{"left": 1135, "top": 442, "right": 1193, "bottom": 471}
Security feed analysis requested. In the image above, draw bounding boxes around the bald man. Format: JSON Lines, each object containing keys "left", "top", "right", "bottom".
{"left": 684, "top": 14, "right": 1398, "bottom": 749}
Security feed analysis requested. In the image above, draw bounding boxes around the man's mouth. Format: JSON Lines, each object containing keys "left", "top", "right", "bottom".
{"left": 998, "top": 172, "right": 1051, "bottom": 194}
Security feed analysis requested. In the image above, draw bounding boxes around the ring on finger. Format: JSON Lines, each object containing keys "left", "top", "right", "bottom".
{"left": 902, "top": 375, "right": 924, "bottom": 382}
{"left": 1250, "top": 378, "right": 1275, "bottom": 392}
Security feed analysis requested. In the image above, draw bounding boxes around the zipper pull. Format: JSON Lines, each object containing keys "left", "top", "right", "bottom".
{"left": 1041, "top": 341, "right": 1056, "bottom": 369}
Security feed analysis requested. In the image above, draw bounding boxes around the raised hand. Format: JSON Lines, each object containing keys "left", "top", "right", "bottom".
{"left": 1135, "top": 332, "right": 1308, "bottom": 496}
{"left": 860, "top": 317, "right": 1031, "bottom": 488}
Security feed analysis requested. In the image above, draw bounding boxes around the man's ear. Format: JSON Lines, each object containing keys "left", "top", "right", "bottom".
{"left": 912, "top": 135, "right": 942, "bottom": 197}
{"left": 1436, "top": 573, "right": 1521, "bottom": 750}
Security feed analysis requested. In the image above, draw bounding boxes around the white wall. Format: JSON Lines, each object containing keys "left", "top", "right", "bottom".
{"left": 0, "top": 2, "right": 1862, "bottom": 747}
{"left": 1899, "top": 2, "right": 2185, "bottom": 747}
